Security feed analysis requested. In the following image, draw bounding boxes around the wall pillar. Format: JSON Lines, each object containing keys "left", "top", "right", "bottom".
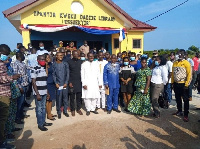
{"left": 22, "top": 29, "right": 31, "bottom": 49}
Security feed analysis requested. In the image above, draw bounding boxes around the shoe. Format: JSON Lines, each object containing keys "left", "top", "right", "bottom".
{"left": 63, "top": 112, "right": 69, "bottom": 117}
{"left": 86, "top": 111, "right": 90, "bottom": 116}
{"left": 12, "top": 128, "right": 22, "bottom": 132}
{"left": 43, "top": 122, "right": 53, "bottom": 126}
{"left": 71, "top": 111, "right": 75, "bottom": 117}
{"left": 113, "top": 109, "right": 121, "bottom": 113}
{"left": 172, "top": 111, "right": 183, "bottom": 116}
{"left": 102, "top": 108, "right": 107, "bottom": 112}
{"left": 38, "top": 126, "right": 48, "bottom": 131}
{"left": 77, "top": 110, "right": 83, "bottom": 115}
{"left": 67, "top": 107, "right": 71, "bottom": 112}
{"left": 58, "top": 114, "right": 61, "bottom": 119}
{"left": 183, "top": 116, "right": 189, "bottom": 122}
{"left": 15, "top": 120, "right": 24, "bottom": 124}
{"left": 0, "top": 142, "right": 16, "bottom": 149}
{"left": 91, "top": 111, "right": 99, "bottom": 114}
{"left": 107, "top": 110, "right": 112, "bottom": 114}
{"left": 124, "top": 108, "right": 130, "bottom": 112}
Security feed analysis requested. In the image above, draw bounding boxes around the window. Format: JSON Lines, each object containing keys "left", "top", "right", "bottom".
{"left": 114, "top": 38, "right": 119, "bottom": 49}
{"left": 133, "top": 39, "right": 141, "bottom": 49}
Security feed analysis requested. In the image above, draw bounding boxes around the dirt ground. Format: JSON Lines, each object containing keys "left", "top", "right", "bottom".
{"left": 13, "top": 91, "right": 200, "bottom": 149}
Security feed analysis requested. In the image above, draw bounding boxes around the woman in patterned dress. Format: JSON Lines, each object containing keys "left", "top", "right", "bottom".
{"left": 128, "top": 57, "right": 152, "bottom": 115}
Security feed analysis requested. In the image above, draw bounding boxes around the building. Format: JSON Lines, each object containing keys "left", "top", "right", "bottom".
{"left": 3, "top": 0, "right": 156, "bottom": 54}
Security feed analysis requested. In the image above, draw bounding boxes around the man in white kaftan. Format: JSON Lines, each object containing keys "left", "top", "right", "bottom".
{"left": 81, "top": 53, "right": 103, "bottom": 116}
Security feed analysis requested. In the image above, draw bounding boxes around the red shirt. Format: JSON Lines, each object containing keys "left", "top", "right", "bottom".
{"left": 193, "top": 57, "right": 199, "bottom": 71}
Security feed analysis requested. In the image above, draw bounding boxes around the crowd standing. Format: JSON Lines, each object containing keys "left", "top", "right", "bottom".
{"left": 0, "top": 41, "right": 200, "bottom": 148}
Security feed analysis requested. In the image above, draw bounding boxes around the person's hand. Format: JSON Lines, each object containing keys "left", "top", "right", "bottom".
{"left": 83, "top": 85, "right": 87, "bottom": 90}
{"left": 99, "top": 85, "right": 102, "bottom": 89}
{"left": 105, "top": 85, "right": 109, "bottom": 89}
{"left": 56, "top": 84, "right": 60, "bottom": 89}
{"left": 143, "top": 90, "right": 148, "bottom": 95}
{"left": 47, "top": 94, "right": 50, "bottom": 100}
{"left": 12, "top": 74, "right": 20, "bottom": 80}
{"left": 63, "top": 84, "right": 67, "bottom": 89}
{"left": 69, "top": 83, "right": 73, "bottom": 88}
{"left": 20, "top": 88, "right": 24, "bottom": 94}
{"left": 36, "top": 94, "right": 41, "bottom": 101}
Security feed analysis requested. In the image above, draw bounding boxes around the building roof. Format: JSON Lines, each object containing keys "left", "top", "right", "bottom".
{"left": 3, "top": 0, "right": 156, "bottom": 30}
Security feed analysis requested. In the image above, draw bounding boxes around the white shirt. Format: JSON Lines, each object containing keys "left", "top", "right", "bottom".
{"left": 187, "top": 58, "right": 194, "bottom": 67}
{"left": 36, "top": 49, "right": 49, "bottom": 55}
{"left": 165, "top": 61, "right": 173, "bottom": 83}
{"left": 151, "top": 65, "right": 168, "bottom": 85}
{"left": 97, "top": 60, "right": 108, "bottom": 90}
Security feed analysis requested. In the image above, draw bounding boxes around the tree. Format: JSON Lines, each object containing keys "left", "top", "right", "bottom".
{"left": 188, "top": 45, "right": 199, "bottom": 54}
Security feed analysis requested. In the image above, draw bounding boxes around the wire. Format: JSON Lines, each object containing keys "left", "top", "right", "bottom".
{"left": 145, "top": 0, "right": 189, "bottom": 23}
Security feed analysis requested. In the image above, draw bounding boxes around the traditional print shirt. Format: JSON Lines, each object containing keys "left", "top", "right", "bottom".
{"left": 0, "top": 61, "right": 13, "bottom": 97}
{"left": 11, "top": 60, "right": 29, "bottom": 88}
{"left": 31, "top": 66, "right": 47, "bottom": 95}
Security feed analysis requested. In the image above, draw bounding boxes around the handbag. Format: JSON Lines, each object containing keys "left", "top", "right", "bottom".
{"left": 158, "top": 93, "right": 165, "bottom": 108}
{"left": 11, "top": 81, "right": 21, "bottom": 99}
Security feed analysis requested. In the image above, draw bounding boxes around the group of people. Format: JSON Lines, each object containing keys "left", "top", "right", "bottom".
{"left": 0, "top": 41, "right": 200, "bottom": 148}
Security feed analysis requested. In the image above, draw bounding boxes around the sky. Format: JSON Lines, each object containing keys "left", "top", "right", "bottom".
{"left": 0, "top": 0, "right": 199, "bottom": 51}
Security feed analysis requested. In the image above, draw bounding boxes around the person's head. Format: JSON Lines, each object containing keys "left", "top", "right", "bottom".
{"left": 50, "top": 47, "right": 56, "bottom": 56}
{"left": 80, "top": 52, "right": 86, "bottom": 61}
{"left": 128, "top": 51, "right": 132, "bottom": 58}
{"left": 155, "top": 55, "right": 167, "bottom": 66}
{"left": 195, "top": 53, "right": 199, "bottom": 58}
{"left": 59, "top": 47, "right": 66, "bottom": 56}
{"left": 176, "top": 50, "right": 186, "bottom": 61}
{"left": 98, "top": 52, "right": 104, "bottom": 61}
{"left": 17, "top": 43, "right": 23, "bottom": 49}
{"left": 122, "top": 51, "right": 127, "bottom": 58}
{"left": 170, "top": 52, "right": 175, "bottom": 61}
{"left": 28, "top": 43, "right": 32, "bottom": 49}
{"left": 30, "top": 48, "right": 37, "bottom": 54}
{"left": 87, "top": 53, "right": 94, "bottom": 62}
{"left": 19, "top": 46, "right": 26, "bottom": 54}
{"left": 69, "top": 42, "right": 74, "bottom": 47}
{"left": 84, "top": 41, "right": 87, "bottom": 46}
{"left": 39, "top": 42, "right": 44, "bottom": 49}
{"left": 16, "top": 52, "right": 25, "bottom": 62}
{"left": 153, "top": 50, "right": 158, "bottom": 57}
{"left": 37, "top": 55, "right": 46, "bottom": 67}
{"left": 105, "top": 52, "right": 110, "bottom": 60}
{"left": 93, "top": 47, "right": 97, "bottom": 51}
{"left": 72, "top": 50, "right": 79, "bottom": 59}
{"left": 66, "top": 50, "right": 71, "bottom": 57}
{"left": 140, "top": 57, "right": 147, "bottom": 68}
{"left": 129, "top": 52, "right": 136, "bottom": 61}
{"left": 45, "top": 54, "right": 51, "bottom": 63}
{"left": 123, "top": 57, "right": 129, "bottom": 66}
{"left": 56, "top": 52, "right": 64, "bottom": 62}
{"left": 111, "top": 54, "right": 117, "bottom": 64}
{"left": 0, "top": 44, "right": 11, "bottom": 63}
{"left": 185, "top": 52, "right": 189, "bottom": 59}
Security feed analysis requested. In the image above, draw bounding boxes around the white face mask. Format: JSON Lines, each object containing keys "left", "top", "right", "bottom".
{"left": 175, "top": 55, "right": 179, "bottom": 60}
{"left": 53, "top": 52, "right": 56, "bottom": 55}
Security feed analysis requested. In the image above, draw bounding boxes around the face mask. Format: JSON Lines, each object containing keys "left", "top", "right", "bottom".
{"left": 0, "top": 54, "right": 8, "bottom": 61}
{"left": 81, "top": 57, "right": 86, "bottom": 61}
{"left": 124, "top": 62, "right": 129, "bottom": 66}
{"left": 130, "top": 57, "right": 136, "bottom": 61}
{"left": 84, "top": 44, "right": 87, "bottom": 46}
{"left": 155, "top": 61, "right": 159, "bottom": 66}
{"left": 29, "top": 46, "right": 32, "bottom": 49}
{"left": 37, "top": 60, "right": 46, "bottom": 66}
{"left": 40, "top": 47, "right": 44, "bottom": 50}
{"left": 94, "top": 59, "right": 98, "bottom": 61}
{"left": 118, "top": 58, "right": 121, "bottom": 61}
{"left": 175, "top": 55, "right": 179, "bottom": 60}
{"left": 53, "top": 52, "right": 56, "bottom": 55}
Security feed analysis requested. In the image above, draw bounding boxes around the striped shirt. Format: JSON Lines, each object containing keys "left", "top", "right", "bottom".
{"left": 31, "top": 66, "right": 47, "bottom": 95}
{"left": 0, "top": 62, "right": 13, "bottom": 97}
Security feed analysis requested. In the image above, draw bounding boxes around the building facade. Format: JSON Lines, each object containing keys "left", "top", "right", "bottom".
{"left": 3, "top": 0, "right": 156, "bottom": 54}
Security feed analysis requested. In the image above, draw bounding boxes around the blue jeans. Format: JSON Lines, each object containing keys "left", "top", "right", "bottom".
{"left": 107, "top": 88, "right": 119, "bottom": 111}
{"left": 16, "top": 86, "right": 28, "bottom": 120}
{"left": 164, "top": 83, "right": 172, "bottom": 103}
{"left": 34, "top": 95, "right": 46, "bottom": 127}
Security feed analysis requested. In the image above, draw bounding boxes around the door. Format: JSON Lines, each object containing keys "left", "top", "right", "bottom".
{"left": 31, "top": 40, "right": 53, "bottom": 51}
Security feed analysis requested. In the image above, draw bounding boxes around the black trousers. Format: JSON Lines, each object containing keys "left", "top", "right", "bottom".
{"left": 174, "top": 83, "right": 189, "bottom": 116}
{"left": 70, "top": 92, "right": 82, "bottom": 111}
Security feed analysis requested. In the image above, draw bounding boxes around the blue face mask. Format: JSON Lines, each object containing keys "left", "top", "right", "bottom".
{"left": 124, "top": 62, "right": 129, "bottom": 66}
{"left": 94, "top": 59, "right": 98, "bottom": 61}
{"left": 0, "top": 54, "right": 8, "bottom": 61}
{"left": 130, "top": 57, "right": 136, "bottom": 61}
{"left": 81, "top": 57, "right": 86, "bottom": 61}
{"left": 40, "top": 47, "right": 44, "bottom": 50}
{"left": 155, "top": 61, "right": 160, "bottom": 66}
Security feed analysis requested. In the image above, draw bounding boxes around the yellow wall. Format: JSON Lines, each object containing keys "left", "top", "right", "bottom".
{"left": 22, "top": 30, "right": 30, "bottom": 49}
{"left": 21, "top": 0, "right": 124, "bottom": 28}
{"left": 112, "top": 31, "right": 144, "bottom": 55}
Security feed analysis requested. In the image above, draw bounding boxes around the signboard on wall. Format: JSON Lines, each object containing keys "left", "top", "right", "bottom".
{"left": 33, "top": 11, "right": 116, "bottom": 26}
